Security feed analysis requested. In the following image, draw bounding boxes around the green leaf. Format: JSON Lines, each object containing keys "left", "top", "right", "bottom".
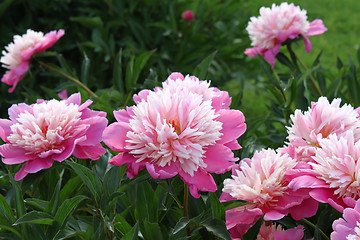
{"left": 172, "top": 217, "right": 189, "bottom": 235}
{"left": 24, "top": 198, "right": 48, "bottom": 211}
{"left": 135, "top": 181, "right": 158, "bottom": 223}
{"left": 113, "top": 49, "right": 124, "bottom": 92}
{"left": 193, "top": 50, "right": 218, "bottom": 79}
{"left": 121, "top": 222, "right": 139, "bottom": 240}
{"left": 140, "top": 220, "right": 163, "bottom": 240}
{"left": 81, "top": 51, "right": 90, "bottom": 85}
{"left": 103, "top": 165, "right": 120, "bottom": 197}
{"left": 0, "top": 194, "right": 15, "bottom": 224}
{"left": 336, "top": 56, "right": 343, "bottom": 70}
{"left": 13, "top": 211, "right": 53, "bottom": 225}
{"left": 132, "top": 50, "right": 155, "bottom": 86}
{"left": 59, "top": 176, "right": 82, "bottom": 203}
{"left": 45, "top": 178, "right": 62, "bottom": 216}
{"left": 276, "top": 52, "right": 294, "bottom": 71}
{"left": 0, "top": 225, "right": 23, "bottom": 240}
{"left": 8, "top": 172, "right": 25, "bottom": 218}
{"left": 209, "top": 193, "right": 224, "bottom": 219}
{"left": 70, "top": 16, "right": 104, "bottom": 29}
{"left": 53, "top": 195, "right": 87, "bottom": 229}
{"left": 125, "top": 55, "right": 135, "bottom": 92}
{"left": 201, "top": 219, "right": 231, "bottom": 240}
{"left": 66, "top": 160, "right": 102, "bottom": 203}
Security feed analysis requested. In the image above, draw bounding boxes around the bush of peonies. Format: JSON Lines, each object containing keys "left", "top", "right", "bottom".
{"left": 0, "top": 2, "right": 359, "bottom": 239}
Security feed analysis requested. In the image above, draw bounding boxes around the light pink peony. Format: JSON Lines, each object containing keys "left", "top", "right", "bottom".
{"left": 244, "top": 2, "right": 327, "bottom": 67}
{"left": 287, "top": 97, "right": 360, "bottom": 163}
{"left": 288, "top": 131, "right": 360, "bottom": 213}
{"left": 257, "top": 222, "right": 304, "bottom": 240}
{"left": 1, "top": 29, "right": 65, "bottom": 92}
{"left": 220, "top": 148, "right": 318, "bottom": 238}
{"left": 102, "top": 72, "right": 246, "bottom": 198}
{"left": 331, "top": 199, "right": 360, "bottom": 240}
{"left": 0, "top": 93, "right": 108, "bottom": 180}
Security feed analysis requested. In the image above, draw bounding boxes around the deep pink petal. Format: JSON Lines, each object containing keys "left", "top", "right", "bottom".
{"left": 288, "top": 197, "right": 318, "bottom": 220}
{"left": 303, "top": 36, "right": 312, "bottom": 52}
{"left": 66, "top": 93, "right": 81, "bottom": 106}
{"left": 216, "top": 109, "right": 246, "bottom": 145}
{"left": 203, "top": 144, "right": 236, "bottom": 174}
{"left": 219, "top": 192, "right": 237, "bottom": 202}
{"left": 225, "top": 206, "right": 262, "bottom": 237}
{"left": 73, "top": 143, "right": 106, "bottom": 160}
{"left": 263, "top": 210, "right": 286, "bottom": 220}
{"left": 14, "top": 165, "right": 29, "bottom": 181}
{"left": 264, "top": 44, "right": 281, "bottom": 68}
{"left": 79, "top": 116, "right": 108, "bottom": 146}
{"left": 133, "top": 90, "right": 151, "bottom": 104}
{"left": 0, "top": 119, "right": 12, "bottom": 141}
{"left": 288, "top": 175, "right": 327, "bottom": 191}
{"left": 0, "top": 144, "right": 36, "bottom": 164}
{"left": 224, "top": 139, "right": 241, "bottom": 150}
{"left": 309, "top": 188, "right": 346, "bottom": 212}
{"left": 179, "top": 169, "right": 217, "bottom": 198}
{"left": 113, "top": 109, "right": 131, "bottom": 123}
{"left": 274, "top": 225, "right": 304, "bottom": 240}
{"left": 1, "top": 61, "right": 29, "bottom": 93}
{"left": 306, "top": 19, "right": 328, "bottom": 36}
{"left": 23, "top": 158, "right": 53, "bottom": 173}
{"left": 102, "top": 122, "right": 131, "bottom": 151}
{"left": 145, "top": 162, "right": 179, "bottom": 179}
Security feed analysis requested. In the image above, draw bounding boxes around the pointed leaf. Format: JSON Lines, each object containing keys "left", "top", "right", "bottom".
{"left": 121, "top": 222, "right": 139, "bottom": 240}
{"left": 0, "top": 194, "right": 15, "bottom": 224}
{"left": 13, "top": 211, "right": 53, "bottom": 225}
{"left": 172, "top": 217, "right": 189, "bottom": 235}
{"left": 193, "top": 51, "right": 218, "bottom": 79}
{"left": 201, "top": 219, "right": 231, "bottom": 240}
{"left": 53, "top": 195, "right": 87, "bottom": 229}
{"left": 66, "top": 160, "right": 102, "bottom": 203}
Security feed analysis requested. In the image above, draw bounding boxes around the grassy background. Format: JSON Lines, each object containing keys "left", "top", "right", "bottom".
{"left": 244, "top": 0, "right": 360, "bottom": 68}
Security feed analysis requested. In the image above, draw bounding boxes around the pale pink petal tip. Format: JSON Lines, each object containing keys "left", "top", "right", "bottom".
{"left": 102, "top": 72, "right": 246, "bottom": 197}
{"left": 331, "top": 199, "right": 360, "bottom": 240}
{"left": 0, "top": 93, "right": 107, "bottom": 180}
{"left": 1, "top": 29, "right": 65, "bottom": 92}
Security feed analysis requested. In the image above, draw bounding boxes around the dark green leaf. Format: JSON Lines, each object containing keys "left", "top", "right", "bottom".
{"left": 276, "top": 52, "right": 294, "bottom": 70}
{"left": 53, "top": 195, "right": 87, "bottom": 229}
{"left": 8, "top": 172, "right": 25, "bottom": 218}
{"left": 172, "top": 217, "right": 189, "bottom": 235}
{"left": 45, "top": 178, "right": 62, "bottom": 216}
{"left": 103, "top": 166, "right": 120, "bottom": 197}
{"left": 70, "top": 16, "right": 103, "bottom": 29}
{"left": 13, "top": 211, "right": 53, "bottom": 225}
{"left": 66, "top": 160, "right": 102, "bottom": 203}
{"left": 209, "top": 193, "right": 224, "bottom": 219}
{"left": 113, "top": 49, "right": 124, "bottom": 92}
{"left": 24, "top": 198, "right": 48, "bottom": 211}
{"left": 135, "top": 181, "right": 158, "bottom": 223}
{"left": 81, "top": 51, "right": 90, "bottom": 85}
{"left": 0, "top": 225, "right": 23, "bottom": 240}
{"left": 0, "top": 194, "right": 15, "bottom": 224}
{"left": 336, "top": 56, "right": 343, "bottom": 70}
{"left": 201, "top": 219, "right": 231, "bottom": 240}
{"left": 140, "top": 220, "right": 163, "bottom": 240}
{"left": 193, "top": 51, "right": 218, "bottom": 79}
{"left": 132, "top": 50, "right": 155, "bottom": 86}
{"left": 121, "top": 222, "right": 139, "bottom": 240}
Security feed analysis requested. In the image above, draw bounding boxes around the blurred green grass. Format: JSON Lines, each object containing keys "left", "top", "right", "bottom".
{"left": 244, "top": 0, "right": 360, "bottom": 68}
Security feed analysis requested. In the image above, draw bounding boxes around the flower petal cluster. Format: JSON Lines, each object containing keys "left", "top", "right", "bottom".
{"left": 103, "top": 72, "right": 246, "bottom": 198}
{"left": 221, "top": 148, "right": 317, "bottom": 238}
{"left": 287, "top": 97, "right": 360, "bottom": 162}
{"left": 288, "top": 131, "right": 360, "bottom": 212}
{"left": 1, "top": 29, "right": 64, "bottom": 92}
{"left": 256, "top": 222, "right": 304, "bottom": 240}
{"left": 0, "top": 93, "right": 107, "bottom": 180}
{"left": 331, "top": 199, "right": 360, "bottom": 240}
{"left": 244, "top": 2, "right": 327, "bottom": 67}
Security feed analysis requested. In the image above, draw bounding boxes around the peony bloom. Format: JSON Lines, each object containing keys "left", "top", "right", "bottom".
{"left": 0, "top": 93, "right": 108, "bottom": 180}
{"left": 257, "top": 222, "right": 304, "bottom": 240}
{"left": 244, "top": 2, "right": 327, "bottom": 67}
{"left": 331, "top": 199, "right": 360, "bottom": 240}
{"left": 103, "top": 72, "right": 246, "bottom": 198}
{"left": 287, "top": 97, "right": 360, "bottom": 163}
{"left": 288, "top": 131, "right": 360, "bottom": 212}
{"left": 182, "top": 10, "right": 194, "bottom": 21}
{"left": 221, "top": 148, "right": 318, "bottom": 238}
{"left": 1, "top": 29, "right": 65, "bottom": 92}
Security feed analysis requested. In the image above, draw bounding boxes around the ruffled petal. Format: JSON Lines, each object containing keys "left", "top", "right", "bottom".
{"left": 179, "top": 169, "right": 217, "bottom": 198}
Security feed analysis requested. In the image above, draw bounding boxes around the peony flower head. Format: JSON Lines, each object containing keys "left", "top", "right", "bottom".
{"left": 257, "top": 222, "right": 304, "bottom": 240}
{"left": 0, "top": 93, "right": 108, "bottom": 180}
{"left": 288, "top": 131, "right": 360, "bottom": 212}
{"left": 220, "top": 148, "right": 318, "bottom": 238}
{"left": 244, "top": 2, "right": 327, "bottom": 67}
{"left": 1, "top": 29, "right": 65, "bottom": 92}
{"left": 103, "top": 72, "right": 246, "bottom": 198}
{"left": 287, "top": 97, "right": 360, "bottom": 163}
{"left": 331, "top": 199, "right": 360, "bottom": 240}
{"left": 182, "top": 10, "right": 194, "bottom": 21}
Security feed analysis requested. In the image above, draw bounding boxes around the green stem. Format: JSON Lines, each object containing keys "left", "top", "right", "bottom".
{"left": 38, "top": 61, "right": 98, "bottom": 99}
{"left": 301, "top": 218, "right": 330, "bottom": 240}
{"left": 183, "top": 184, "right": 189, "bottom": 218}
{"left": 292, "top": 52, "right": 323, "bottom": 96}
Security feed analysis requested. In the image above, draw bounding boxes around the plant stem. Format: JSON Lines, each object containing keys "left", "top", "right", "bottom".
{"left": 183, "top": 184, "right": 189, "bottom": 218}
{"left": 38, "top": 61, "right": 98, "bottom": 99}
{"left": 292, "top": 51, "right": 323, "bottom": 96}
{"left": 301, "top": 218, "right": 330, "bottom": 240}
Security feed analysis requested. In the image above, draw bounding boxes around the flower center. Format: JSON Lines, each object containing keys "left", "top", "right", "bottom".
{"left": 7, "top": 100, "right": 82, "bottom": 154}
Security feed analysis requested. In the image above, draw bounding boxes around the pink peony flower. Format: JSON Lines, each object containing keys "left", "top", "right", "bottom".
{"left": 331, "top": 199, "right": 360, "bottom": 240}
{"left": 257, "top": 222, "right": 304, "bottom": 240}
{"left": 1, "top": 29, "right": 65, "bottom": 92}
{"left": 287, "top": 97, "right": 360, "bottom": 163}
{"left": 103, "top": 72, "right": 246, "bottom": 198}
{"left": 288, "top": 131, "right": 360, "bottom": 212}
{"left": 0, "top": 93, "right": 108, "bottom": 180}
{"left": 220, "top": 148, "right": 318, "bottom": 238}
{"left": 182, "top": 10, "right": 194, "bottom": 21}
{"left": 244, "top": 2, "right": 327, "bottom": 67}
